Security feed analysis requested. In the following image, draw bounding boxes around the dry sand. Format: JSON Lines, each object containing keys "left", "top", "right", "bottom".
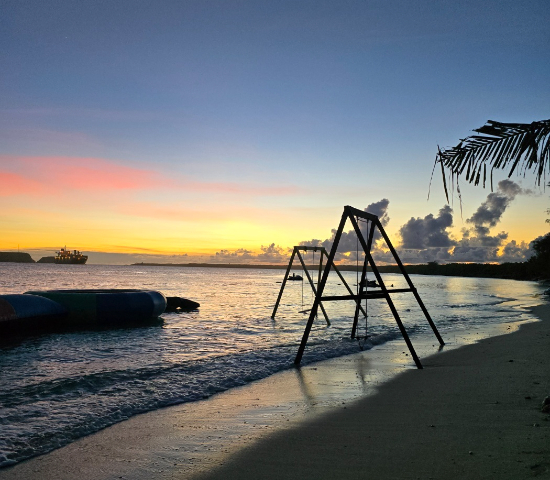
{"left": 0, "top": 304, "right": 548, "bottom": 480}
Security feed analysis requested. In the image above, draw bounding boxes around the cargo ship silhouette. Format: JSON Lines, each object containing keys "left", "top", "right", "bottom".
{"left": 55, "top": 247, "right": 88, "bottom": 264}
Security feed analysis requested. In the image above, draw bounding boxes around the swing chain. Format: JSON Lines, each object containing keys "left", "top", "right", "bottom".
{"left": 356, "top": 218, "right": 370, "bottom": 349}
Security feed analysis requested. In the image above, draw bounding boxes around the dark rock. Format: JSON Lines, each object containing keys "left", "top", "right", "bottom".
{"left": 165, "top": 296, "right": 200, "bottom": 312}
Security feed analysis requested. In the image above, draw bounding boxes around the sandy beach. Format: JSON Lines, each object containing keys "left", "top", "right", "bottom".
{"left": 197, "top": 304, "right": 550, "bottom": 480}
{"left": 0, "top": 303, "right": 548, "bottom": 480}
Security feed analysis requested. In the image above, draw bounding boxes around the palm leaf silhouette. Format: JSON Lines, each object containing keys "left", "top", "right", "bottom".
{"left": 434, "top": 119, "right": 550, "bottom": 202}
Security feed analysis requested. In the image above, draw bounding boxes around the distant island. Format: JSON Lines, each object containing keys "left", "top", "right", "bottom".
{"left": 133, "top": 261, "right": 549, "bottom": 281}
{"left": 0, "top": 252, "right": 81, "bottom": 264}
{"left": 1, "top": 252, "right": 546, "bottom": 281}
{"left": 0, "top": 252, "right": 35, "bottom": 263}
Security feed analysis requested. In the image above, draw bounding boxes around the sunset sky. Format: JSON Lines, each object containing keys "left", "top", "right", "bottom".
{"left": 1, "top": 1, "right": 549, "bottom": 264}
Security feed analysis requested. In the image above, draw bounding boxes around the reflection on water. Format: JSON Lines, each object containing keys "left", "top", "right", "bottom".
{"left": 0, "top": 263, "right": 545, "bottom": 467}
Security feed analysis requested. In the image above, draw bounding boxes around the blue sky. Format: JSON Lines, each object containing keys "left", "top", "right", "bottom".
{"left": 1, "top": 0, "right": 549, "bottom": 264}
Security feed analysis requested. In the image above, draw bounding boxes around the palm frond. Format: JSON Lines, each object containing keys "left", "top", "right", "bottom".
{"left": 435, "top": 119, "right": 550, "bottom": 202}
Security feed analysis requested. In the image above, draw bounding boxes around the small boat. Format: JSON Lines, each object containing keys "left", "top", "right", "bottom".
{"left": 360, "top": 279, "right": 379, "bottom": 288}
{"left": 288, "top": 273, "right": 303, "bottom": 281}
{"left": 55, "top": 248, "right": 88, "bottom": 264}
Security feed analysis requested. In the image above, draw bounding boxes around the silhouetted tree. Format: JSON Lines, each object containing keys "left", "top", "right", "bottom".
{"left": 532, "top": 233, "right": 550, "bottom": 259}
{"left": 434, "top": 119, "right": 550, "bottom": 202}
{"left": 528, "top": 232, "right": 550, "bottom": 279}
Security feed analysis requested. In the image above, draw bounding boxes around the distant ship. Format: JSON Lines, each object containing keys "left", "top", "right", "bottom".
{"left": 55, "top": 248, "right": 88, "bottom": 265}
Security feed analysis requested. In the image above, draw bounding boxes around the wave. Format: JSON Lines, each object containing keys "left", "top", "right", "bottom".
{"left": 0, "top": 331, "right": 403, "bottom": 468}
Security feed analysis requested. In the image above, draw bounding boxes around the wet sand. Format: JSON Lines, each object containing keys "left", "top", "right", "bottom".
{"left": 196, "top": 304, "right": 550, "bottom": 480}
{"left": 0, "top": 304, "right": 548, "bottom": 479}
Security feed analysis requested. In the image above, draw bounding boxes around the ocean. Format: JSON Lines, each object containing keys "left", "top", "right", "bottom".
{"left": 0, "top": 263, "right": 545, "bottom": 468}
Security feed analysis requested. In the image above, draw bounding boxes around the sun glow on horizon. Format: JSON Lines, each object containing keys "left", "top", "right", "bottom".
{"left": 1, "top": 155, "right": 547, "bottom": 264}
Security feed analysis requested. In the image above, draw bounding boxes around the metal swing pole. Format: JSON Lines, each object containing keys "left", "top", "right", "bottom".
{"left": 352, "top": 219, "right": 375, "bottom": 339}
{"left": 377, "top": 224, "right": 445, "bottom": 346}
{"left": 296, "top": 250, "right": 330, "bottom": 325}
{"left": 317, "top": 248, "right": 323, "bottom": 288}
{"left": 295, "top": 211, "right": 348, "bottom": 365}
{"left": 271, "top": 248, "right": 297, "bottom": 319}
{"left": 351, "top": 255, "right": 368, "bottom": 339}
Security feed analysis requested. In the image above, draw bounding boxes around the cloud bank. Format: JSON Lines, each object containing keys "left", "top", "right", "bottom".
{"left": 292, "top": 180, "right": 534, "bottom": 265}
{"left": 201, "top": 180, "right": 535, "bottom": 265}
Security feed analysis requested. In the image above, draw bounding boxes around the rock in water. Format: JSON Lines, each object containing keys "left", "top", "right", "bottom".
{"left": 165, "top": 296, "right": 200, "bottom": 311}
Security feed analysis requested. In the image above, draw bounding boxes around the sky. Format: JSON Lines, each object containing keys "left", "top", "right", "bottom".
{"left": 1, "top": 0, "right": 549, "bottom": 265}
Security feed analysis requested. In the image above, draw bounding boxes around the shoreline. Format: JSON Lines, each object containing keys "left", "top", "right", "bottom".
{"left": 134, "top": 262, "right": 549, "bottom": 281}
{"left": 0, "top": 301, "right": 547, "bottom": 479}
{"left": 196, "top": 303, "right": 550, "bottom": 480}
{"left": 2, "top": 258, "right": 548, "bottom": 282}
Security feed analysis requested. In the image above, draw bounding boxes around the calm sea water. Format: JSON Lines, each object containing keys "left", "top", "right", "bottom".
{"left": 0, "top": 263, "right": 545, "bottom": 467}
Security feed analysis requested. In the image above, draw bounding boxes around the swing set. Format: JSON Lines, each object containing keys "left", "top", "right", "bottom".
{"left": 273, "top": 205, "right": 444, "bottom": 368}
{"left": 271, "top": 245, "right": 368, "bottom": 327}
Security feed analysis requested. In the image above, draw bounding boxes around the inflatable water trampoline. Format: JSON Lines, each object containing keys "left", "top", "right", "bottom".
{"left": 24, "top": 289, "right": 167, "bottom": 326}
{"left": 0, "top": 294, "right": 68, "bottom": 333}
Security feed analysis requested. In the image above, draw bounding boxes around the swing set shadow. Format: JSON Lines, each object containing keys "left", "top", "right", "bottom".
{"left": 272, "top": 205, "right": 444, "bottom": 369}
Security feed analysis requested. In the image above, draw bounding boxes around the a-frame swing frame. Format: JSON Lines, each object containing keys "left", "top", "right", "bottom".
{"left": 271, "top": 246, "right": 368, "bottom": 326}
{"left": 294, "top": 205, "right": 445, "bottom": 368}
